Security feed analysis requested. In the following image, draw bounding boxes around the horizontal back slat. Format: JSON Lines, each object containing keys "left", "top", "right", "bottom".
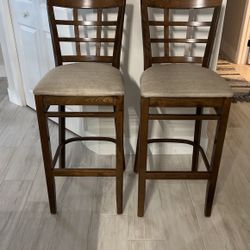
{"left": 149, "top": 21, "right": 212, "bottom": 27}
{"left": 59, "top": 37, "right": 116, "bottom": 43}
{"left": 145, "top": 0, "right": 222, "bottom": 9}
{"left": 150, "top": 38, "right": 208, "bottom": 43}
{"left": 55, "top": 20, "right": 118, "bottom": 26}
{"left": 61, "top": 55, "right": 113, "bottom": 62}
{"left": 152, "top": 56, "right": 203, "bottom": 64}
{"left": 48, "top": 0, "right": 124, "bottom": 9}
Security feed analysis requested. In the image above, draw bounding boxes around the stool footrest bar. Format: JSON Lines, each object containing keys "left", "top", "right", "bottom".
{"left": 53, "top": 168, "right": 116, "bottom": 177}
{"left": 46, "top": 112, "right": 115, "bottom": 118}
{"left": 148, "top": 138, "right": 194, "bottom": 145}
{"left": 52, "top": 136, "right": 116, "bottom": 167}
{"left": 145, "top": 171, "right": 212, "bottom": 179}
{"left": 148, "top": 114, "right": 220, "bottom": 120}
{"left": 147, "top": 138, "right": 211, "bottom": 170}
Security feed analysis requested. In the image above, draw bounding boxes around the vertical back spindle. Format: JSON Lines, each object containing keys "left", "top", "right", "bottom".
{"left": 184, "top": 9, "right": 197, "bottom": 57}
{"left": 96, "top": 9, "right": 103, "bottom": 56}
{"left": 164, "top": 9, "right": 169, "bottom": 57}
{"left": 73, "top": 8, "right": 81, "bottom": 56}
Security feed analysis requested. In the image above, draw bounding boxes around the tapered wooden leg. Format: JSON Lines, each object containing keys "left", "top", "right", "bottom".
{"left": 115, "top": 97, "right": 124, "bottom": 214}
{"left": 205, "top": 99, "right": 231, "bottom": 217}
{"left": 192, "top": 107, "right": 203, "bottom": 172}
{"left": 114, "top": 105, "right": 125, "bottom": 171}
{"left": 35, "top": 96, "right": 57, "bottom": 214}
{"left": 134, "top": 126, "right": 140, "bottom": 173}
{"left": 138, "top": 98, "right": 149, "bottom": 217}
{"left": 59, "top": 105, "right": 66, "bottom": 169}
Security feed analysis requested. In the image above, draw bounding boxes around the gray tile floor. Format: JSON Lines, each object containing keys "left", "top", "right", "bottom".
{"left": 0, "top": 78, "right": 250, "bottom": 250}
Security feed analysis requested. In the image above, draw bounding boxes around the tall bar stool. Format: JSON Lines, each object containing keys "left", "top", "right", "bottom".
{"left": 34, "top": 0, "right": 126, "bottom": 214}
{"left": 135, "top": 0, "right": 233, "bottom": 217}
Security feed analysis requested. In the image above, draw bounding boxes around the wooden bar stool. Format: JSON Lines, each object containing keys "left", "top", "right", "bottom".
{"left": 34, "top": 0, "right": 126, "bottom": 214}
{"left": 135, "top": 0, "right": 233, "bottom": 217}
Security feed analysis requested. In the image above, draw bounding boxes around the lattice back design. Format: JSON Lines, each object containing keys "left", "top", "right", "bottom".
{"left": 47, "top": 0, "right": 126, "bottom": 68}
{"left": 141, "top": 0, "right": 222, "bottom": 69}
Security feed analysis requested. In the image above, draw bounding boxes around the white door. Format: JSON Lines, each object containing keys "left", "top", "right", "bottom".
{"left": 9, "top": 0, "right": 76, "bottom": 107}
{"left": 9, "top": 0, "right": 42, "bottom": 108}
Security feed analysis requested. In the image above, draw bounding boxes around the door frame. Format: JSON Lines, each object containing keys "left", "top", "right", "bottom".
{"left": 0, "top": 0, "right": 26, "bottom": 106}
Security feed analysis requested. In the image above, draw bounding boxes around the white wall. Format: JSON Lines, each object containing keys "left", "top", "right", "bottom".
{"left": 0, "top": 45, "right": 6, "bottom": 77}
{"left": 220, "top": 0, "right": 247, "bottom": 62}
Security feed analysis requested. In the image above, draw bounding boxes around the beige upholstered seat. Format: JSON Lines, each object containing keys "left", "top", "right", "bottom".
{"left": 141, "top": 64, "right": 233, "bottom": 98}
{"left": 34, "top": 62, "right": 124, "bottom": 96}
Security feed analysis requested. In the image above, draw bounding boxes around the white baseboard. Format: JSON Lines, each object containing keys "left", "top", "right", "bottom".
{"left": 0, "top": 64, "right": 6, "bottom": 77}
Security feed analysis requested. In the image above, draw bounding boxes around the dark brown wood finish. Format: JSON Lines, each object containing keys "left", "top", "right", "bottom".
{"left": 73, "top": 8, "right": 81, "bottom": 56}
{"left": 202, "top": 6, "right": 221, "bottom": 68}
{"left": 148, "top": 21, "right": 212, "bottom": 26}
{"left": 96, "top": 9, "right": 103, "bottom": 56}
{"left": 58, "top": 105, "right": 65, "bottom": 169}
{"left": 136, "top": 0, "right": 232, "bottom": 217}
{"left": 36, "top": 96, "right": 57, "bottom": 214}
{"left": 191, "top": 107, "right": 203, "bottom": 172}
{"left": 205, "top": 98, "right": 231, "bottom": 216}
{"left": 163, "top": 9, "right": 169, "bottom": 56}
{"left": 35, "top": 0, "right": 126, "bottom": 214}
{"left": 49, "top": 0, "right": 124, "bottom": 8}
{"left": 138, "top": 98, "right": 149, "bottom": 217}
{"left": 144, "top": 0, "right": 222, "bottom": 9}
{"left": 114, "top": 97, "right": 124, "bottom": 214}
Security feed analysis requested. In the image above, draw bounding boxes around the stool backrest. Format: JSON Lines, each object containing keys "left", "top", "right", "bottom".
{"left": 47, "top": 0, "right": 126, "bottom": 68}
{"left": 141, "top": 0, "right": 222, "bottom": 70}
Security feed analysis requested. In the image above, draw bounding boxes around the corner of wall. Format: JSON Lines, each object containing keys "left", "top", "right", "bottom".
{"left": 220, "top": 40, "right": 237, "bottom": 62}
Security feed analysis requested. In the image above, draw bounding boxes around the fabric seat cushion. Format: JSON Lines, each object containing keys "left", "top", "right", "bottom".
{"left": 140, "top": 64, "right": 233, "bottom": 98}
{"left": 33, "top": 62, "right": 124, "bottom": 96}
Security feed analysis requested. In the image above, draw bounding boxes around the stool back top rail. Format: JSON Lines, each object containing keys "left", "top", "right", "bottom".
{"left": 141, "top": 0, "right": 222, "bottom": 69}
{"left": 47, "top": 0, "right": 126, "bottom": 68}
{"left": 136, "top": 0, "right": 232, "bottom": 217}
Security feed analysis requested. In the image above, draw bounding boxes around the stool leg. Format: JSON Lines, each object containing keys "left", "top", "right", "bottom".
{"left": 192, "top": 107, "right": 203, "bottom": 172}
{"left": 115, "top": 97, "right": 124, "bottom": 214}
{"left": 134, "top": 126, "right": 140, "bottom": 173}
{"left": 205, "top": 99, "right": 231, "bottom": 217}
{"left": 138, "top": 98, "right": 149, "bottom": 217}
{"left": 35, "top": 96, "right": 57, "bottom": 214}
{"left": 59, "top": 105, "right": 66, "bottom": 169}
{"left": 114, "top": 105, "right": 125, "bottom": 171}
